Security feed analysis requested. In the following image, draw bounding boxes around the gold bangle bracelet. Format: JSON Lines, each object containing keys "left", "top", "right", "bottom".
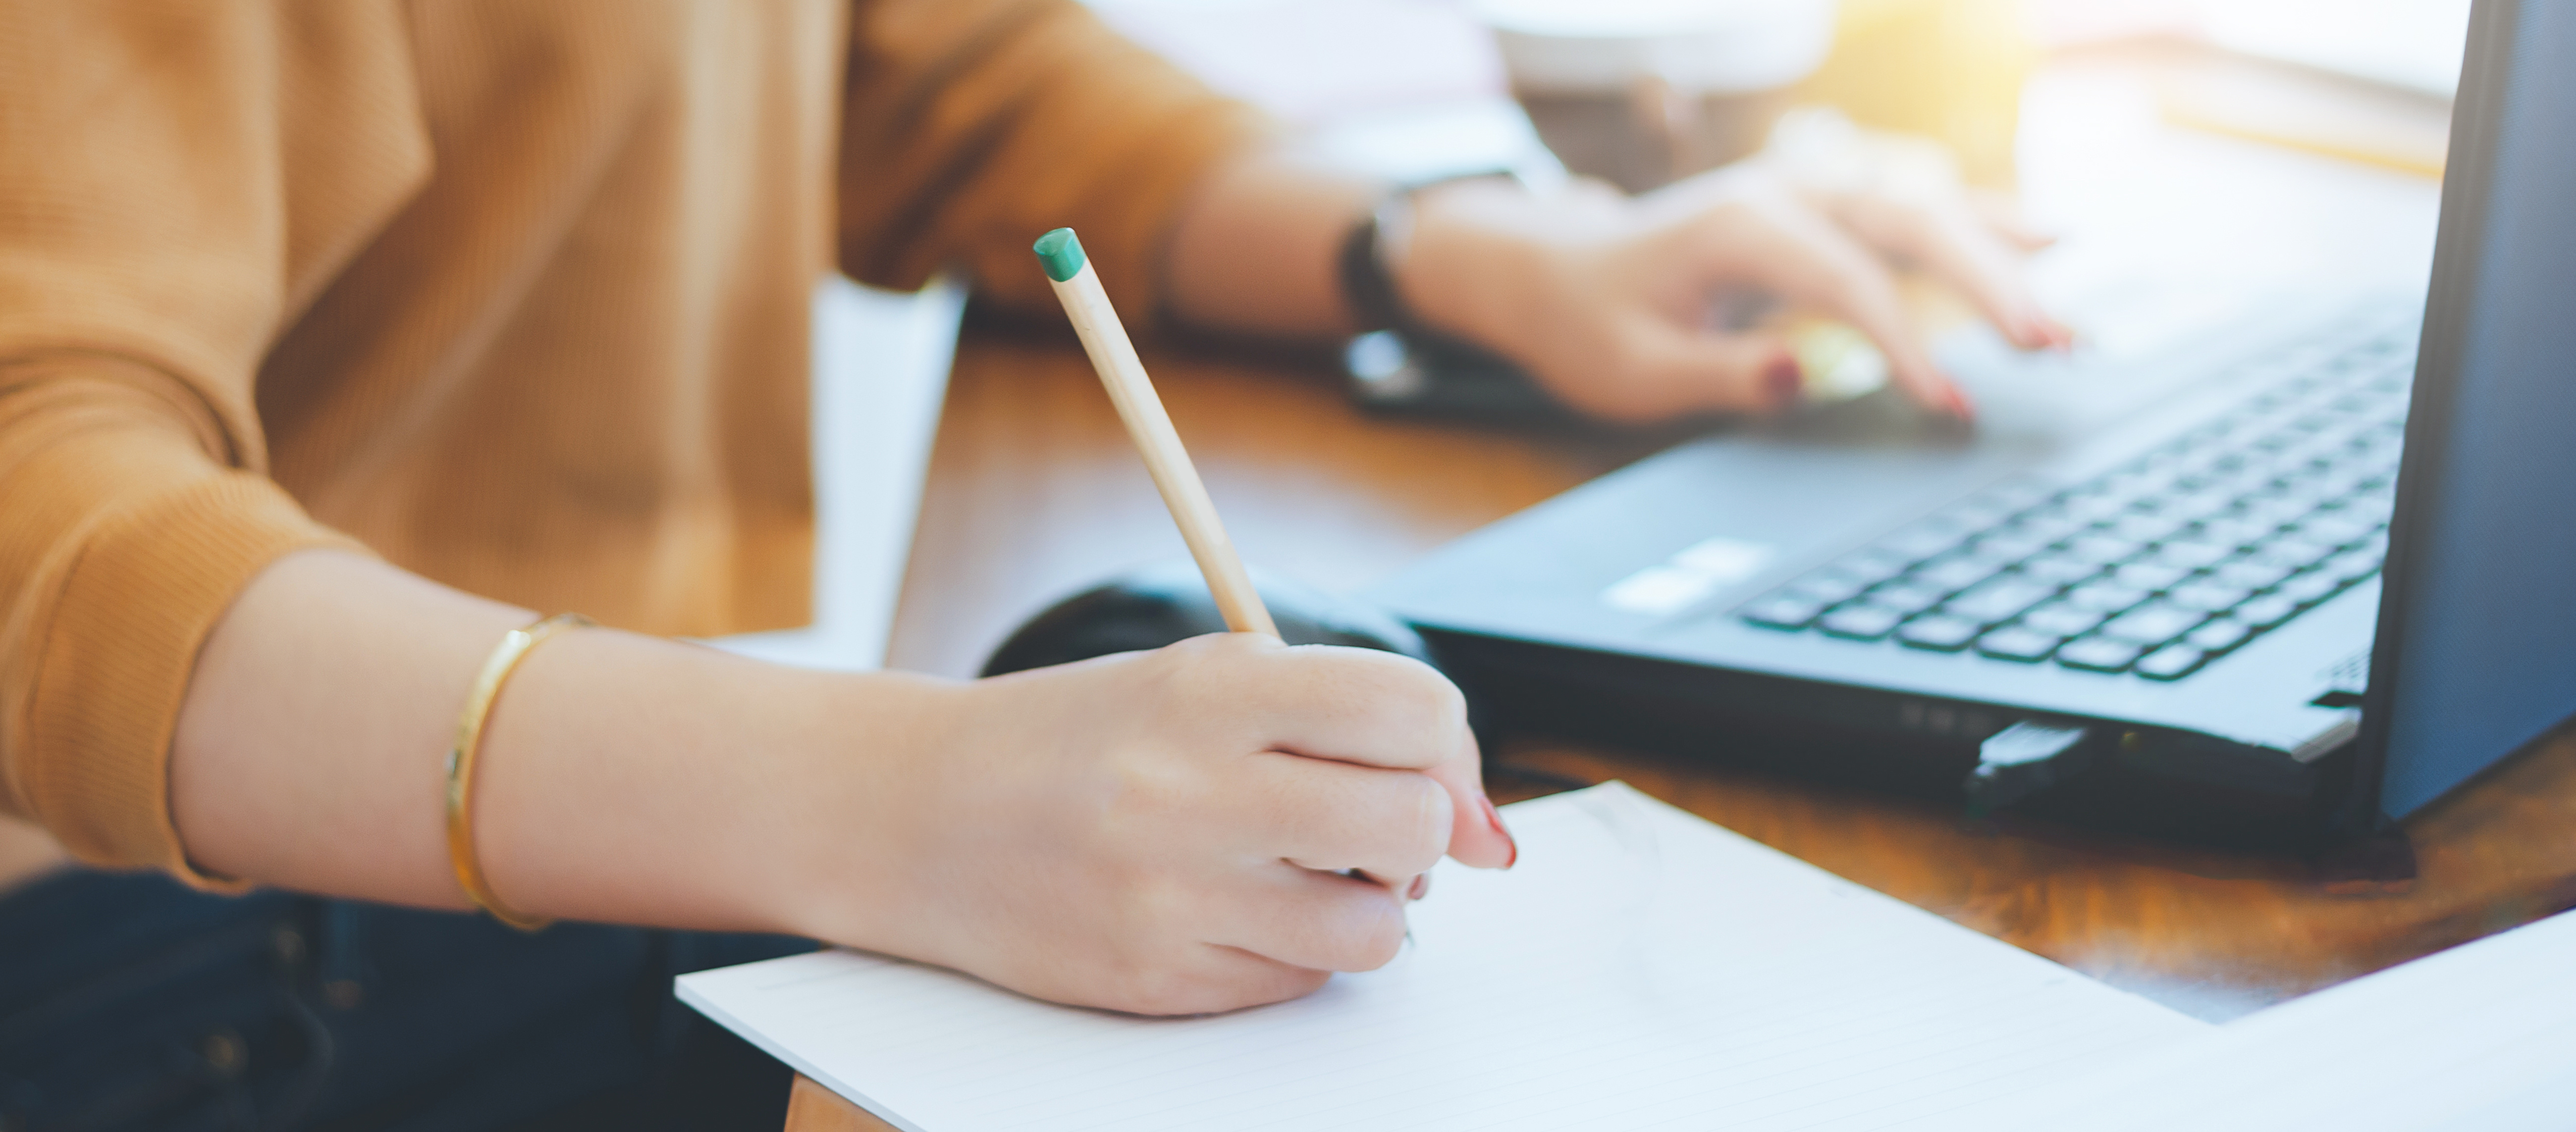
{"left": 445, "top": 612, "right": 594, "bottom": 931}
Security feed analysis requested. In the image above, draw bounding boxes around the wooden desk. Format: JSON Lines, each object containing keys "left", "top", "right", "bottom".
{"left": 780, "top": 314, "right": 2576, "bottom": 1130}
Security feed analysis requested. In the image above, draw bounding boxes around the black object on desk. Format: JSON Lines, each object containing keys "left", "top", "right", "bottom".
{"left": 1342, "top": 328, "right": 1569, "bottom": 426}
{"left": 983, "top": 560, "right": 1436, "bottom": 677}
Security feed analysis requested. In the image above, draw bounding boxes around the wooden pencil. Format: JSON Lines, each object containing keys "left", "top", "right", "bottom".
{"left": 1034, "top": 227, "right": 1280, "bottom": 639}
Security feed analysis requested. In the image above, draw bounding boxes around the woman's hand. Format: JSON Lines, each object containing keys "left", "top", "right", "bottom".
{"left": 173, "top": 553, "right": 1507, "bottom": 1020}
{"left": 796, "top": 633, "right": 1515, "bottom": 1017}
{"left": 1394, "top": 157, "right": 2069, "bottom": 425}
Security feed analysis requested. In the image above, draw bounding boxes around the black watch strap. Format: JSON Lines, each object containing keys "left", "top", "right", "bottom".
{"left": 1337, "top": 172, "right": 1522, "bottom": 335}
{"left": 1337, "top": 198, "right": 1409, "bottom": 334}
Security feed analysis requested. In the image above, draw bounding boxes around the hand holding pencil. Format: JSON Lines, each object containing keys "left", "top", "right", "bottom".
{"left": 799, "top": 226, "right": 1518, "bottom": 1016}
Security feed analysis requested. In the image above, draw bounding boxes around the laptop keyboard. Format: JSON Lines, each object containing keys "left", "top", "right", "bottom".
{"left": 1736, "top": 316, "right": 2416, "bottom": 681}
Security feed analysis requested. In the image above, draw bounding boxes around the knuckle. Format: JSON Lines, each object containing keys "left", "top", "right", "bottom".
{"left": 1399, "top": 776, "right": 1452, "bottom": 866}
{"left": 1346, "top": 901, "right": 1411, "bottom": 971}
{"left": 1376, "top": 657, "right": 1467, "bottom": 734}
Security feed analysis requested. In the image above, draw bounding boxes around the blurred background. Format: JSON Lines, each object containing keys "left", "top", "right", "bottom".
{"left": 1082, "top": 0, "right": 2466, "bottom": 187}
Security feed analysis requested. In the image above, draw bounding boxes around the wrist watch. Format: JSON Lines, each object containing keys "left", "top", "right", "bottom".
{"left": 1335, "top": 175, "right": 1569, "bottom": 422}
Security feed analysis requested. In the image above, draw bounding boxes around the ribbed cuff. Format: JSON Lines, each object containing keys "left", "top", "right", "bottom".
{"left": 21, "top": 469, "right": 360, "bottom": 888}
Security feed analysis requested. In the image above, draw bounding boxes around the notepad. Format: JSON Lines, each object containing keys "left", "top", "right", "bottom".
{"left": 677, "top": 782, "right": 2207, "bottom": 1132}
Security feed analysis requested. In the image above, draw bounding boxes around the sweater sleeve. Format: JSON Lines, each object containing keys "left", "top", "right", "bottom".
{"left": 834, "top": 0, "right": 1271, "bottom": 325}
{"left": 0, "top": 3, "right": 408, "bottom": 881}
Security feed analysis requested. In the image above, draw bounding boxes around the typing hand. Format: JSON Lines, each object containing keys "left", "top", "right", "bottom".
{"left": 818, "top": 632, "right": 1514, "bottom": 1016}
{"left": 1394, "top": 139, "right": 2069, "bottom": 425}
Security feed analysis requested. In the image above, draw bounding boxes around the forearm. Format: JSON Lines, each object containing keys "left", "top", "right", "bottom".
{"left": 170, "top": 549, "right": 953, "bottom": 936}
{"left": 167, "top": 548, "right": 1507, "bottom": 1016}
{"left": 1160, "top": 148, "right": 1380, "bottom": 338}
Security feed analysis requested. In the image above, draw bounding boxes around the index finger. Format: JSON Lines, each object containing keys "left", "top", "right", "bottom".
{"left": 1707, "top": 192, "right": 1972, "bottom": 420}
{"left": 1241, "top": 643, "right": 1516, "bottom": 870}
{"left": 1825, "top": 191, "right": 2072, "bottom": 352}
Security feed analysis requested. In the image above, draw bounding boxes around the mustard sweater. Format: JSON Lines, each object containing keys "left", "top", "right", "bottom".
{"left": 0, "top": 0, "right": 1259, "bottom": 880}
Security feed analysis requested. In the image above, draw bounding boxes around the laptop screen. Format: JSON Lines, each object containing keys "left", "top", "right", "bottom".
{"left": 2361, "top": 0, "right": 2576, "bottom": 820}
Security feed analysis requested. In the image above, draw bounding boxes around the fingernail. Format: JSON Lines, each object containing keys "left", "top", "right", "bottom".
{"left": 1407, "top": 874, "right": 1431, "bottom": 901}
{"left": 1763, "top": 351, "right": 1803, "bottom": 409}
{"left": 2017, "top": 315, "right": 2053, "bottom": 349}
{"left": 1482, "top": 795, "right": 1518, "bottom": 869}
{"left": 1943, "top": 383, "right": 1978, "bottom": 422}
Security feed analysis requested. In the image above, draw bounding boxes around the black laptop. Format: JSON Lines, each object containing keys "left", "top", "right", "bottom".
{"left": 1368, "top": 0, "right": 2576, "bottom": 848}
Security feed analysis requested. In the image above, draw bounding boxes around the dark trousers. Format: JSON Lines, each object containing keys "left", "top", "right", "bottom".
{"left": 0, "top": 868, "right": 810, "bottom": 1132}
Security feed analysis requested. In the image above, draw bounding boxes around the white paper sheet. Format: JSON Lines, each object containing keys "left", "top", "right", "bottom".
{"left": 1959, "top": 906, "right": 2576, "bottom": 1132}
{"left": 678, "top": 782, "right": 2205, "bottom": 1132}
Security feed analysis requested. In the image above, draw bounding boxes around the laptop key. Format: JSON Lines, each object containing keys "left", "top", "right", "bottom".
{"left": 1943, "top": 577, "right": 2059, "bottom": 625}
{"left": 1896, "top": 615, "right": 1982, "bottom": 652}
{"left": 1868, "top": 581, "right": 1948, "bottom": 616}
{"left": 2157, "top": 491, "right": 2238, "bottom": 522}
{"left": 1818, "top": 604, "right": 1906, "bottom": 640}
{"left": 2322, "top": 548, "right": 2384, "bottom": 584}
{"left": 1740, "top": 594, "right": 1826, "bottom": 629}
{"left": 2248, "top": 537, "right": 2338, "bottom": 571}
{"left": 2236, "top": 594, "right": 2301, "bottom": 628}
{"left": 1968, "top": 530, "right": 2054, "bottom": 564}
{"left": 2113, "top": 562, "right": 2191, "bottom": 593}
{"left": 2185, "top": 617, "right": 2253, "bottom": 654}
{"left": 2065, "top": 533, "right": 2142, "bottom": 565}
{"left": 1836, "top": 548, "right": 1915, "bottom": 585}
{"left": 2065, "top": 581, "right": 2150, "bottom": 614}
{"left": 2021, "top": 603, "right": 2107, "bottom": 638}
{"left": 1913, "top": 555, "right": 1995, "bottom": 594}
{"left": 2167, "top": 581, "right": 2253, "bottom": 613}
{"left": 2110, "top": 513, "right": 2189, "bottom": 545}
{"left": 2135, "top": 645, "right": 2207, "bottom": 680}
{"left": 2150, "top": 539, "right": 2237, "bottom": 570}
{"left": 2239, "top": 495, "right": 2316, "bottom": 527}
{"left": 1975, "top": 625, "right": 2063, "bottom": 662}
{"left": 2099, "top": 601, "right": 2207, "bottom": 646}
{"left": 2021, "top": 555, "right": 2105, "bottom": 587}
{"left": 2214, "top": 560, "right": 2295, "bottom": 591}
{"left": 2198, "top": 515, "right": 2278, "bottom": 549}
{"left": 2276, "top": 570, "right": 2344, "bottom": 607}
{"left": 2297, "top": 513, "right": 2380, "bottom": 548}
{"left": 2063, "top": 495, "right": 2129, "bottom": 524}
{"left": 2056, "top": 636, "right": 2144, "bottom": 673}
{"left": 1785, "top": 570, "right": 1871, "bottom": 605}
{"left": 2011, "top": 511, "right": 2093, "bottom": 546}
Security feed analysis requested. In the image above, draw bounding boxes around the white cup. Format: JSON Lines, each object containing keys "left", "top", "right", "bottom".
{"left": 1478, "top": 0, "right": 1837, "bottom": 192}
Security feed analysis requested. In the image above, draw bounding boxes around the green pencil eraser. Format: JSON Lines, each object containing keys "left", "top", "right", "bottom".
{"left": 1033, "top": 227, "right": 1086, "bottom": 282}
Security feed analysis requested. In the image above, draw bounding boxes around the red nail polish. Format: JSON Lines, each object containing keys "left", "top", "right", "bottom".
{"left": 1763, "top": 352, "right": 1803, "bottom": 409}
{"left": 1482, "top": 795, "right": 1518, "bottom": 869}
{"left": 1407, "top": 874, "right": 1430, "bottom": 901}
{"left": 1944, "top": 385, "right": 1978, "bottom": 422}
